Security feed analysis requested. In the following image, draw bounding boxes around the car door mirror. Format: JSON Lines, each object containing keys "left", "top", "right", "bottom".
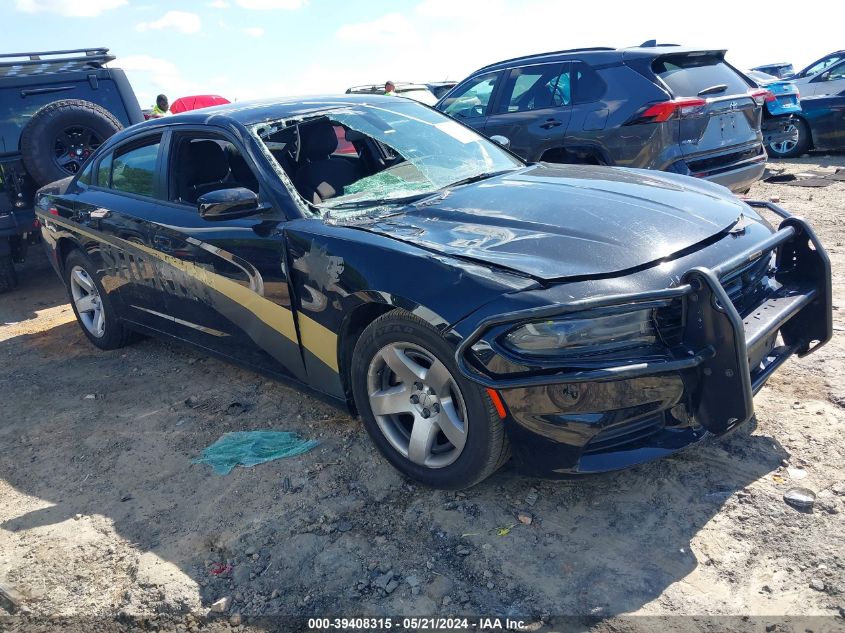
{"left": 489, "top": 135, "right": 511, "bottom": 149}
{"left": 197, "top": 187, "right": 262, "bottom": 221}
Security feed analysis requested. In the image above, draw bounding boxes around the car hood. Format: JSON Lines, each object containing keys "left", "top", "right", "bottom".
{"left": 350, "top": 164, "right": 747, "bottom": 281}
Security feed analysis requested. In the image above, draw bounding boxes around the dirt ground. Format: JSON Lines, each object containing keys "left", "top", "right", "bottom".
{"left": 1, "top": 155, "right": 844, "bottom": 632}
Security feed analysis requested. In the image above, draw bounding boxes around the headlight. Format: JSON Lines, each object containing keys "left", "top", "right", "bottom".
{"left": 502, "top": 309, "right": 656, "bottom": 357}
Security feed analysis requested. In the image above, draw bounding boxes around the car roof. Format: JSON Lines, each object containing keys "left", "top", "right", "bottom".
{"left": 105, "top": 94, "right": 415, "bottom": 142}
{"left": 471, "top": 45, "right": 727, "bottom": 74}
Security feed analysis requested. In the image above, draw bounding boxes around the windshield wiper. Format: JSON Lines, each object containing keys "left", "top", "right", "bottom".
{"left": 442, "top": 169, "right": 516, "bottom": 190}
{"left": 322, "top": 191, "right": 436, "bottom": 211}
{"left": 697, "top": 84, "right": 728, "bottom": 97}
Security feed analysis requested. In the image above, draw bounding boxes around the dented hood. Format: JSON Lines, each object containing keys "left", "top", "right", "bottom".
{"left": 355, "top": 164, "right": 747, "bottom": 281}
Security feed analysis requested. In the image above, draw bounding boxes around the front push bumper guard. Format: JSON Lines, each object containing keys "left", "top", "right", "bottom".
{"left": 454, "top": 201, "right": 832, "bottom": 436}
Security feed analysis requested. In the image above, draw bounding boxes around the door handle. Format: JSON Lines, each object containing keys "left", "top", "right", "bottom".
{"left": 540, "top": 119, "right": 563, "bottom": 129}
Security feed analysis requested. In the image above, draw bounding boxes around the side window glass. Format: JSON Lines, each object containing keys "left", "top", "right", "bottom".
{"left": 96, "top": 153, "right": 112, "bottom": 188}
{"left": 171, "top": 136, "right": 260, "bottom": 205}
{"left": 111, "top": 141, "right": 160, "bottom": 197}
{"left": 828, "top": 62, "right": 845, "bottom": 80}
{"left": 573, "top": 62, "right": 606, "bottom": 104}
{"left": 808, "top": 55, "right": 844, "bottom": 76}
{"left": 440, "top": 72, "right": 499, "bottom": 119}
{"left": 77, "top": 161, "right": 93, "bottom": 187}
{"left": 498, "top": 64, "right": 569, "bottom": 114}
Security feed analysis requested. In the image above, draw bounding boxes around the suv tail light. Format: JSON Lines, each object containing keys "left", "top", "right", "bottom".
{"left": 629, "top": 97, "right": 707, "bottom": 124}
{"left": 751, "top": 89, "right": 775, "bottom": 105}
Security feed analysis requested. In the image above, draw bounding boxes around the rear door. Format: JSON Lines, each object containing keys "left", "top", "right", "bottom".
{"left": 70, "top": 132, "right": 170, "bottom": 330}
{"left": 483, "top": 62, "right": 572, "bottom": 162}
{"left": 652, "top": 53, "right": 760, "bottom": 156}
{"left": 436, "top": 71, "right": 503, "bottom": 133}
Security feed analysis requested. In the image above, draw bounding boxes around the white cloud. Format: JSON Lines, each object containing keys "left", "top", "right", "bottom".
{"left": 14, "top": 0, "right": 126, "bottom": 17}
{"left": 137, "top": 11, "right": 201, "bottom": 34}
{"left": 242, "top": 27, "right": 266, "bottom": 38}
{"left": 336, "top": 13, "right": 418, "bottom": 45}
{"left": 234, "top": 0, "right": 307, "bottom": 9}
{"left": 415, "top": 0, "right": 504, "bottom": 18}
{"left": 209, "top": 0, "right": 230, "bottom": 7}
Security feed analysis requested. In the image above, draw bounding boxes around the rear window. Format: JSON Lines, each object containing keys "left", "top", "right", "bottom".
{"left": 653, "top": 54, "right": 751, "bottom": 97}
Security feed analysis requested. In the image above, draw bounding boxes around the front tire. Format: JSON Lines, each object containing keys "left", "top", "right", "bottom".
{"left": 351, "top": 310, "right": 509, "bottom": 489}
{"left": 767, "top": 118, "right": 811, "bottom": 158}
{"left": 64, "top": 249, "right": 133, "bottom": 350}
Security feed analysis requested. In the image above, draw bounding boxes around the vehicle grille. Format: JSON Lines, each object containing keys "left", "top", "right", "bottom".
{"left": 654, "top": 251, "right": 774, "bottom": 347}
{"left": 582, "top": 415, "right": 665, "bottom": 454}
{"left": 720, "top": 251, "right": 774, "bottom": 317}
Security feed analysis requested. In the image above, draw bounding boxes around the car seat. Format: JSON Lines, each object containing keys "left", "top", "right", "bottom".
{"left": 293, "top": 118, "right": 357, "bottom": 204}
{"left": 178, "top": 140, "right": 231, "bottom": 204}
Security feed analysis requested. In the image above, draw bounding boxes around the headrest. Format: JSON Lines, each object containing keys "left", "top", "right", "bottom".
{"left": 300, "top": 118, "right": 338, "bottom": 160}
{"left": 225, "top": 145, "right": 254, "bottom": 183}
{"left": 186, "top": 140, "right": 229, "bottom": 182}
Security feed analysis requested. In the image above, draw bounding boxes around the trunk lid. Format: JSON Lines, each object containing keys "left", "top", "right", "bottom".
{"left": 651, "top": 51, "right": 761, "bottom": 156}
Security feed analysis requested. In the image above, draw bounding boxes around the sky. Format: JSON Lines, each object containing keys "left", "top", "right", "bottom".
{"left": 2, "top": 0, "right": 841, "bottom": 108}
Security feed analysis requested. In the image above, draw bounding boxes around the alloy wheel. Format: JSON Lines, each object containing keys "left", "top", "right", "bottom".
{"left": 53, "top": 126, "right": 102, "bottom": 175}
{"left": 69, "top": 265, "right": 105, "bottom": 338}
{"left": 770, "top": 123, "right": 800, "bottom": 155}
{"left": 366, "top": 342, "right": 468, "bottom": 468}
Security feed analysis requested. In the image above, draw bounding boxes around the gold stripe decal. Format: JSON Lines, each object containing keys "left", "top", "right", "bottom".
{"left": 298, "top": 314, "right": 340, "bottom": 372}
{"left": 40, "top": 214, "right": 338, "bottom": 373}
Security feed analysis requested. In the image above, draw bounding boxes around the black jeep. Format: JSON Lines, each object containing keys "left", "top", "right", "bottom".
{"left": 0, "top": 47, "right": 143, "bottom": 292}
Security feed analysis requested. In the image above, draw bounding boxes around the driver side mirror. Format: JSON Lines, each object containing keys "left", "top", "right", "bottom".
{"left": 820, "top": 71, "right": 831, "bottom": 81}
{"left": 198, "top": 187, "right": 263, "bottom": 221}
{"left": 489, "top": 135, "right": 511, "bottom": 149}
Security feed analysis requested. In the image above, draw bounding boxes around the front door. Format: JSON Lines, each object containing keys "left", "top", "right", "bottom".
{"left": 483, "top": 62, "right": 572, "bottom": 162}
{"left": 436, "top": 71, "right": 503, "bottom": 134}
{"left": 147, "top": 130, "right": 308, "bottom": 384}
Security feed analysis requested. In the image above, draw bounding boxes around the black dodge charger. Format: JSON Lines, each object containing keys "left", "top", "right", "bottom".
{"left": 35, "top": 96, "right": 831, "bottom": 489}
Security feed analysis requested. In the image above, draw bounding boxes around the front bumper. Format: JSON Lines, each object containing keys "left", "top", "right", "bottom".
{"left": 455, "top": 203, "right": 832, "bottom": 476}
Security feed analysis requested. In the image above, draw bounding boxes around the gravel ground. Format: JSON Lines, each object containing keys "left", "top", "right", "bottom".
{"left": 1, "top": 155, "right": 844, "bottom": 632}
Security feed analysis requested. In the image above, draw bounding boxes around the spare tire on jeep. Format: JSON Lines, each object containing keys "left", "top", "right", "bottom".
{"left": 20, "top": 99, "right": 123, "bottom": 187}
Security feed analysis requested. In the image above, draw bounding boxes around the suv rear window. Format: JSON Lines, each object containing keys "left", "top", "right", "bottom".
{"left": 652, "top": 54, "right": 750, "bottom": 97}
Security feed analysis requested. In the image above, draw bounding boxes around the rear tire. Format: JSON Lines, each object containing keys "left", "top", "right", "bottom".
{"left": 64, "top": 249, "right": 133, "bottom": 350}
{"left": 351, "top": 309, "right": 509, "bottom": 489}
{"left": 767, "top": 118, "right": 811, "bottom": 159}
{"left": 21, "top": 99, "right": 123, "bottom": 187}
{"left": 0, "top": 254, "right": 18, "bottom": 293}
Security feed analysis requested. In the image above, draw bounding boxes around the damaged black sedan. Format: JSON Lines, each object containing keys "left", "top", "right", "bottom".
{"left": 36, "top": 96, "right": 831, "bottom": 488}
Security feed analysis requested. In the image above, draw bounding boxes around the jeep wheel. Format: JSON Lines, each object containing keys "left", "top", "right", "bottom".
{"left": 351, "top": 310, "right": 510, "bottom": 489}
{"left": 21, "top": 99, "right": 123, "bottom": 187}
{"left": 0, "top": 254, "right": 18, "bottom": 293}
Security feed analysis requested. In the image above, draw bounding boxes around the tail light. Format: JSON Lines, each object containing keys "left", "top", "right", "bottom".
{"left": 631, "top": 97, "right": 707, "bottom": 124}
{"left": 49, "top": 207, "right": 59, "bottom": 216}
{"left": 751, "top": 89, "right": 775, "bottom": 105}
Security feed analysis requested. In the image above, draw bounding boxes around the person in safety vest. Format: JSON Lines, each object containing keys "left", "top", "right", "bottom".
{"left": 150, "top": 94, "right": 170, "bottom": 118}
{"left": 384, "top": 81, "right": 396, "bottom": 96}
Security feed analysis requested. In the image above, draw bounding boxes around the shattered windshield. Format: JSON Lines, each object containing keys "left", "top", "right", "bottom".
{"left": 251, "top": 100, "right": 522, "bottom": 215}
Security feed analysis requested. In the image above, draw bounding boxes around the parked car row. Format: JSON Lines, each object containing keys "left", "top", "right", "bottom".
{"left": 433, "top": 44, "right": 770, "bottom": 194}
{"left": 753, "top": 50, "right": 845, "bottom": 95}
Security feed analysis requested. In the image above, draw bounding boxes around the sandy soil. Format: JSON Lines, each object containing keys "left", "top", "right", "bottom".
{"left": 1, "top": 156, "right": 844, "bottom": 632}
